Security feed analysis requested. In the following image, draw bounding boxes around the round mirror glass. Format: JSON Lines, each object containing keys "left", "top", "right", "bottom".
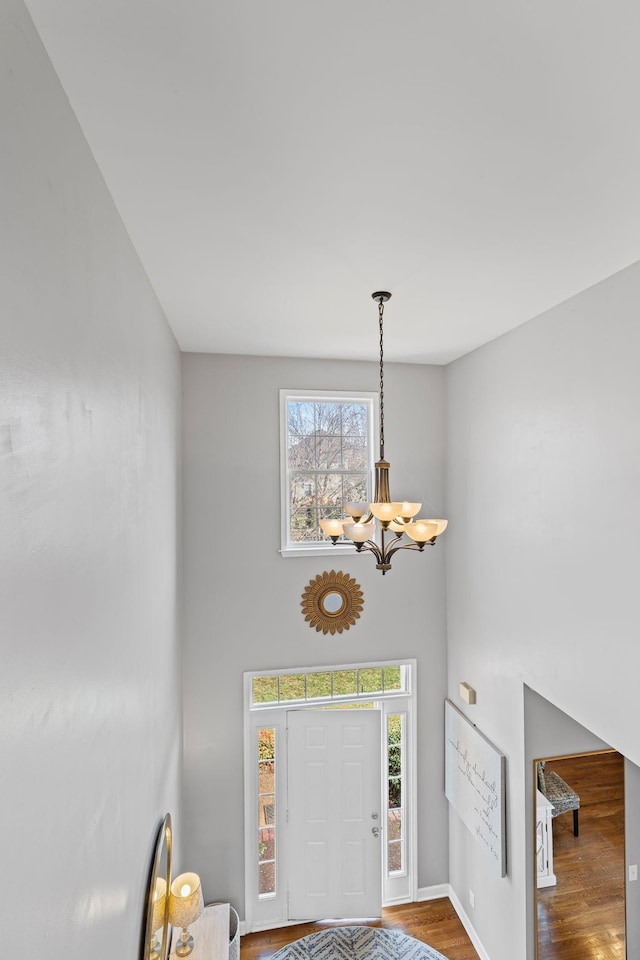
{"left": 321, "top": 591, "right": 344, "bottom": 614}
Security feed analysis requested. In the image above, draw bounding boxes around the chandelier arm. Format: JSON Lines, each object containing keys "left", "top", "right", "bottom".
{"left": 378, "top": 525, "right": 390, "bottom": 565}
{"left": 383, "top": 540, "right": 434, "bottom": 563}
{"left": 379, "top": 533, "right": 404, "bottom": 563}
{"left": 384, "top": 544, "right": 419, "bottom": 563}
{"left": 355, "top": 539, "right": 383, "bottom": 564}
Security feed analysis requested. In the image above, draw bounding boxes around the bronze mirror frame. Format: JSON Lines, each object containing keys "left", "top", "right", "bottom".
{"left": 143, "top": 813, "right": 173, "bottom": 960}
{"left": 300, "top": 570, "right": 364, "bottom": 635}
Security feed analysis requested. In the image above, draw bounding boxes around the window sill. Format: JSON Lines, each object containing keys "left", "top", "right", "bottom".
{"left": 280, "top": 544, "right": 357, "bottom": 559}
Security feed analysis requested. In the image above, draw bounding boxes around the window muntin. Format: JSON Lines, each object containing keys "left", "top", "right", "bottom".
{"left": 281, "top": 390, "right": 376, "bottom": 553}
{"left": 251, "top": 664, "right": 407, "bottom": 708}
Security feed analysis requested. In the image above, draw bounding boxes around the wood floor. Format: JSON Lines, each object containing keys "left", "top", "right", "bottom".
{"left": 241, "top": 901, "right": 480, "bottom": 960}
{"left": 536, "top": 750, "right": 625, "bottom": 960}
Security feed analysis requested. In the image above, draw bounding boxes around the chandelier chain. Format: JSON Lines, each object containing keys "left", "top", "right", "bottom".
{"left": 379, "top": 298, "right": 385, "bottom": 459}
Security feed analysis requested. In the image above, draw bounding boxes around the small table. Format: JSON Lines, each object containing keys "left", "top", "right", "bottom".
{"left": 170, "top": 902, "right": 230, "bottom": 960}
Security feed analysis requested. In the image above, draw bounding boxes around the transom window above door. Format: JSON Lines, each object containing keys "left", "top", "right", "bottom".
{"left": 250, "top": 663, "right": 410, "bottom": 708}
{"left": 280, "top": 390, "right": 377, "bottom": 556}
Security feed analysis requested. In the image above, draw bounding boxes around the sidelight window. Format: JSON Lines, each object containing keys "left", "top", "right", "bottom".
{"left": 257, "top": 727, "right": 276, "bottom": 897}
{"left": 387, "top": 713, "right": 405, "bottom": 875}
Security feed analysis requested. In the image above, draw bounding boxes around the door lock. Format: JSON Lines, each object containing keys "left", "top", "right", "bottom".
{"left": 372, "top": 826, "right": 380, "bottom": 837}
{"left": 371, "top": 812, "right": 379, "bottom": 819}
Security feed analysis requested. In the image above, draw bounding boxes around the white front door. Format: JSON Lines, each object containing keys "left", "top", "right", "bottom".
{"left": 286, "top": 708, "right": 382, "bottom": 920}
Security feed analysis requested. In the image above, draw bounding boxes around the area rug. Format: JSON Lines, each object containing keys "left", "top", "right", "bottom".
{"left": 269, "top": 926, "right": 449, "bottom": 960}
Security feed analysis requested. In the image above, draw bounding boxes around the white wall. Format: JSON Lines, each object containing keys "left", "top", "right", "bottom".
{"left": 0, "top": 3, "right": 182, "bottom": 956}
{"left": 446, "top": 260, "right": 640, "bottom": 959}
{"left": 181, "top": 352, "right": 448, "bottom": 916}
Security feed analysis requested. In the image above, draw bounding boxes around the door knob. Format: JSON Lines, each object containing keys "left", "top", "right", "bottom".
{"left": 372, "top": 826, "right": 380, "bottom": 837}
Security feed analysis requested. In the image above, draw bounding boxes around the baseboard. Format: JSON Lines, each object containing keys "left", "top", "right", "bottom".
{"left": 416, "top": 884, "right": 450, "bottom": 902}
{"left": 242, "top": 889, "right": 490, "bottom": 959}
{"left": 447, "top": 886, "right": 491, "bottom": 960}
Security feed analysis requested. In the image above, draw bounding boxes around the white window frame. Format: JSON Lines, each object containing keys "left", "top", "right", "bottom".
{"left": 279, "top": 389, "right": 378, "bottom": 557}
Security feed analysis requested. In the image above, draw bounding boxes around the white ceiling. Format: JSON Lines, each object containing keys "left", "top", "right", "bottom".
{"left": 24, "top": 0, "right": 640, "bottom": 364}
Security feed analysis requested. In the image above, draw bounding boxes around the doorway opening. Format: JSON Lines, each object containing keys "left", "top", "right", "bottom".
{"left": 534, "top": 750, "right": 625, "bottom": 960}
{"left": 243, "top": 660, "right": 417, "bottom": 934}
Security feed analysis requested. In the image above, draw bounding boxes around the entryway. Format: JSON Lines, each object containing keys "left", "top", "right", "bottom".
{"left": 243, "top": 660, "right": 417, "bottom": 933}
{"left": 534, "top": 750, "right": 625, "bottom": 960}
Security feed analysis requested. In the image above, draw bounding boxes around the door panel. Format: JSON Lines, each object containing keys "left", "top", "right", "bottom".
{"left": 287, "top": 709, "right": 382, "bottom": 920}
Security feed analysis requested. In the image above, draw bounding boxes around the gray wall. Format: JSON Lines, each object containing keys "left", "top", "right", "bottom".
{"left": 446, "top": 260, "right": 640, "bottom": 959}
{"left": 625, "top": 759, "right": 640, "bottom": 960}
{"left": 1, "top": 2, "right": 182, "bottom": 956}
{"left": 181, "top": 352, "right": 448, "bottom": 915}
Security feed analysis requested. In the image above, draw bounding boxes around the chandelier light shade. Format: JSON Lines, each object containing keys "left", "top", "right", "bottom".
{"left": 320, "top": 291, "right": 447, "bottom": 574}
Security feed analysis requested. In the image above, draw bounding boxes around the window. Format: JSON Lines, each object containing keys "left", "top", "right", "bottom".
{"left": 280, "top": 390, "right": 377, "bottom": 555}
{"left": 386, "top": 713, "right": 405, "bottom": 875}
{"left": 257, "top": 727, "right": 276, "bottom": 897}
{"left": 251, "top": 664, "right": 407, "bottom": 707}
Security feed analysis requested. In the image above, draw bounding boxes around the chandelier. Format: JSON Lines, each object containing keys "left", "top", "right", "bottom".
{"left": 320, "top": 291, "right": 447, "bottom": 574}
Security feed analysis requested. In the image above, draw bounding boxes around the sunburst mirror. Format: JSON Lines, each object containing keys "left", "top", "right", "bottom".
{"left": 300, "top": 570, "right": 364, "bottom": 635}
